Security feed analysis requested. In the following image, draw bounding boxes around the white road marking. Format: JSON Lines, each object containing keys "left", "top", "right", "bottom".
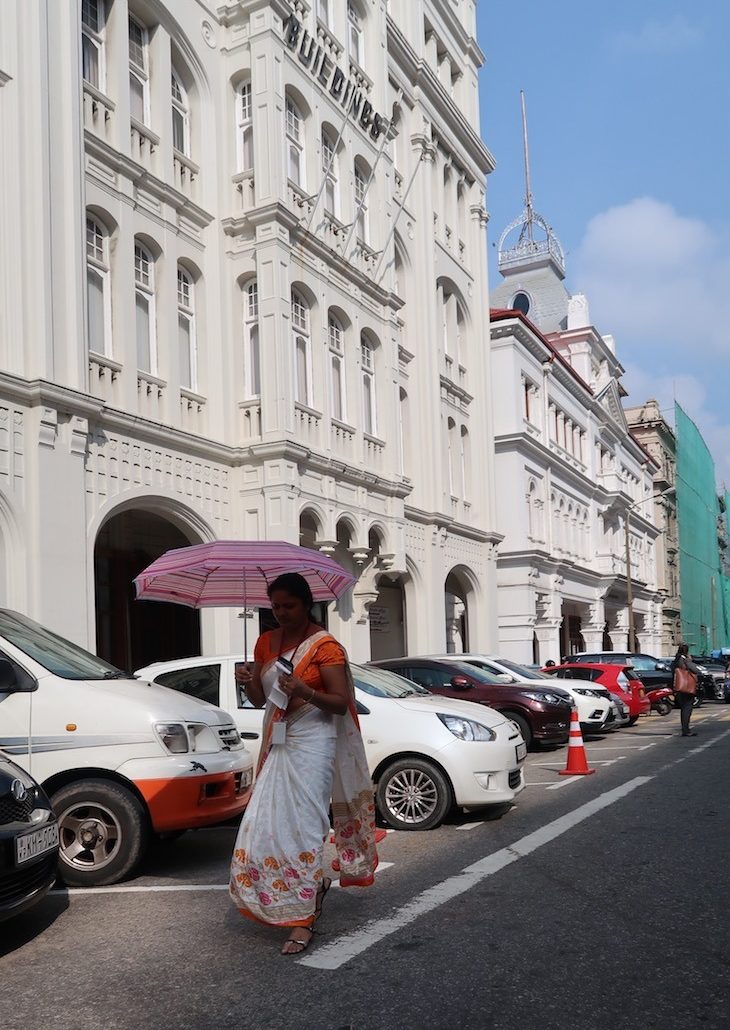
{"left": 534, "top": 759, "right": 621, "bottom": 767}
{"left": 299, "top": 778, "right": 650, "bottom": 971}
{"left": 584, "top": 745, "right": 654, "bottom": 750}
{"left": 52, "top": 863, "right": 395, "bottom": 897}
{"left": 545, "top": 778, "right": 582, "bottom": 791}
{"left": 456, "top": 821, "right": 484, "bottom": 830}
{"left": 638, "top": 743, "right": 657, "bottom": 751}
{"left": 300, "top": 726, "right": 730, "bottom": 971}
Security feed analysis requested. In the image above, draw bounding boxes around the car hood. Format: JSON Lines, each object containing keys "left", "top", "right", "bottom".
{"left": 39, "top": 672, "right": 235, "bottom": 727}
{"left": 390, "top": 693, "right": 510, "bottom": 730}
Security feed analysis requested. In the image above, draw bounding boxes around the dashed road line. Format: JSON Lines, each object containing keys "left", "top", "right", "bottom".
{"left": 545, "top": 778, "right": 582, "bottom": 791}
{"left": 456, "top": 821, "right": 484, "bottom": 830}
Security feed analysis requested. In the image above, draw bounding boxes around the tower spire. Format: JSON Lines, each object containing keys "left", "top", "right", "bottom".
{"left": 520, "top": 90, "right": 535, "bottom": 246}
{"left": 497, "top": 90, "right": 566, "bottom": 280}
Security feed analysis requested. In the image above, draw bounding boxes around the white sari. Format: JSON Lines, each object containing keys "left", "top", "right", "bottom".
{"left": 229, "top": 632, "right": 377, "bottom": 928}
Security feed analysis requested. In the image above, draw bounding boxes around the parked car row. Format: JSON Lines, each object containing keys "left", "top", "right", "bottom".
{"left": 0, "top": 609, "right": 697, "bottom": 924}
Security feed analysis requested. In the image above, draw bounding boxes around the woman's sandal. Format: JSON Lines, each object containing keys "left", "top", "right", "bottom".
{"left": 281, "top": 928, "right": 316, "bottom": 955}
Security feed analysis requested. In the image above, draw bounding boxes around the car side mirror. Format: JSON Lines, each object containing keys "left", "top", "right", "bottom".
{"left": 450, "top": 675, "right": 472, "bottom": 690}
{"left": 655, "top": 662, "right": 667, "bottom": 671}
{"left": 494, "top": 673, "right": 514, "bottom": 684}
{"left": 0, "top": 657, "right": 35, "bottom": 692}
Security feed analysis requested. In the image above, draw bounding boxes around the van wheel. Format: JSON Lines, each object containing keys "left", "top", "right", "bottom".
{"left": 505, "top": 713, "right": 532, "bottom": 748}
{"left": 52, "top": 779, "right": 149, "bottom": 887}
{"left": 376, "top": 759, "right": 452, "bottom": 831}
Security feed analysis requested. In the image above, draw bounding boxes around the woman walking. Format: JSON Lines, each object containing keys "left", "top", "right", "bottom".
{"left": 672, "top": 642, "right": 701, "bottom": 737}
{"left": 230, "top": 572, "right": 377, "bottom": 954}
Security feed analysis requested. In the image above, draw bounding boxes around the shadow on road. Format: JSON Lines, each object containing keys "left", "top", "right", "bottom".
{"left": 0, "top": 888, "right": 69, "bottom": 957}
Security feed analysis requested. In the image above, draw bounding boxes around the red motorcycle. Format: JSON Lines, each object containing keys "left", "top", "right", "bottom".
{"left": 646, "top": 686, "right": 675, "bottom": 716}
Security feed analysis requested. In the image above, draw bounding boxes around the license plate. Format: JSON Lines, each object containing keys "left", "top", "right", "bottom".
{"left": 15, "top": 823, "right": 59, "bottom": 866}
{"left": 515, "top": 742, "right": 527, "bottom": 762}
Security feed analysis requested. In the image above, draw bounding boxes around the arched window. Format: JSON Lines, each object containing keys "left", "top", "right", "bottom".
{"left": 322, "top": 128, "right": 339, "bottom": 217}
{"left": 348, "top": 1, "right": 363, "bottom": 66}
{"left": 398, "top": 388, "right": 410, "bottom": 475}
{"left": 286, "top": 96, "right": 304, "bottom": 188}
{"left": 447, "top": 417, "right": 457, "bottom": 496}
{"left": 171, "top": 68, "right": 190, "bottom": 156}
{"left": 86, "top": 215, "right": 112, "bottom": 357}
{"left": 460, "top": 426, "right": 470, "bottom": 501}
{"left": 360, "top": 333, "right": 376, "bottom": 436}
{"left": 317, "top": 0, "right": 331, "bottom": 29}
{"left": 328, "top": 313, "right": 346, "bottom": 422}
{"left": 82, "top": 0, "right": 106, "bottom": 90}
{"left": 354, "top": 160, "right": 368, "bottom": 242}
{"left": 134, "top": 241, "right": 156, "bottom": 373}
{"left": 243, "top": 279, "right": 260, "bottom": 397}
{"left": 292, "top": 289, "right": 311, "bottom": 406}
{"left": 128, "top": 14, "right": 150, "bottom": 125}
{"left": 177, "top": 266, "right": 196, "bottom": 390}
{"left": 236, "top": 81, "right": 253, "bottom": 172}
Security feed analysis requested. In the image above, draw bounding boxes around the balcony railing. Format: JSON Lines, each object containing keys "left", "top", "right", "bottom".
{"left": 82, "top": 82, "right": 114, "bottom": 143}
{"left": 364, "top": 433, "right": 385, "bottom": 469}
{"left": 238, "top": 399, "right": 262, "bottom": 442}
{"left": 294, "top": 403, "right": 322, "bottom": 446}
{"left": 173, "top": 150, "right": 199, "bottom": 200}
{"left": 89, "top": 352, "right": 122, "bottom": 406}
{"left": 232, "top": 170, "right": 255, "bottom": 212}
{"left": 180, "top": 388, "right": 206, "bottom": 435}
{"left": 130, "top": 118, "right": 159, "bottom": 173}
{"left": 137, "top": 370, "right": 165, "bottom": 422}
{"left": 331, "top": 419, "right": 356, "bottom": 460}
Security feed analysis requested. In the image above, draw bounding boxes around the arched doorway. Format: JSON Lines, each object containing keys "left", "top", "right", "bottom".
{"left": 445, "top": 569, "right": 472, "bottom": 654}
{"left": 94, "top": 509, "right": 201, "bottom": 672}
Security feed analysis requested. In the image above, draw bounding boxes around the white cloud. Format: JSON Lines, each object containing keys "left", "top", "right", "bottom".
{"left": 610, "top": 15, "right": 704, "bottom": 56}
{"left": 574, "top": 197, "right": 730, "bottom": 361}
{"left": 623, "top": 365, "right": 730, "bottom": 488}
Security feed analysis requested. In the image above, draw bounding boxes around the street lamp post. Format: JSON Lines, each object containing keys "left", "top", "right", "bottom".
{"left": 624, "top": 488, "right": 676, "bottom": 653}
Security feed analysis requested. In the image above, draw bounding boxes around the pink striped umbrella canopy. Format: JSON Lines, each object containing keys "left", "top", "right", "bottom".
{"left": 133, "top": 540, "right": 356, "bottom": 609}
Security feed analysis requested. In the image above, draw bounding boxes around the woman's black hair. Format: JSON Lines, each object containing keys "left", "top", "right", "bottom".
{"left": 675, "top": 642, "right": 689, "bottom": 659}
{"left": 267, "top": 572, "right": 314, "bottom": 612}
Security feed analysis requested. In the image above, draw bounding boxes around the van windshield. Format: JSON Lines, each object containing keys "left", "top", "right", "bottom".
{"left": 0, "top": 609, "right": 126, "bottom": 680}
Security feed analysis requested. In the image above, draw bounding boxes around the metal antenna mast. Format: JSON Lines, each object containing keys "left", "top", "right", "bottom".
{"left": 520, "top": 90, "right": 535, "bottom": 245}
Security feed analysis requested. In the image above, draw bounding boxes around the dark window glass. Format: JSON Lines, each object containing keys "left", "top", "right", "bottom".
{"left": 155, "top": 664, "right": 221, "bottom": 706}
{"left": 512, "top": 292, "right": 530, "bottom": 315}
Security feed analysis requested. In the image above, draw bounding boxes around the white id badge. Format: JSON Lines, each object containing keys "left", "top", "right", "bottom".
{"left": 271, "top": 721, "right": 286, "bottom": 745}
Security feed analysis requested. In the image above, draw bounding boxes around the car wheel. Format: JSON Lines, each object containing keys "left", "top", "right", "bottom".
{"left": 505, "top": 712, "right": 532, "bottom": 749}
{"left": 52, "top": 779, "right": 149, "bottom": 887}
{"left": 376, "top": 759, "right": 452, "bottom": 831}
{"left": 627, "top": 716, "right": 640, "bottom": 726}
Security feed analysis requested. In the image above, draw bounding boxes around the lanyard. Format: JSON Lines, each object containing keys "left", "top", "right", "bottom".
{"left": 275, "top": 624, "right": 312, "bottom": 663}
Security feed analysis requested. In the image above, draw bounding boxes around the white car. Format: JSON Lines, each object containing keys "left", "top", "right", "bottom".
{"left": 135, "top": 655, "right": 527, "bottom": 832}
{"left": 425, "top": 653, "right": 617, "bottom": 735}
{"left": 0, "top": 608, "right": 254, "bottom": 887}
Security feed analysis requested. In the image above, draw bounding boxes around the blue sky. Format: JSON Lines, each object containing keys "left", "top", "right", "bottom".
{"left": 477, "top": 1, "right": 730, "bottom": 483}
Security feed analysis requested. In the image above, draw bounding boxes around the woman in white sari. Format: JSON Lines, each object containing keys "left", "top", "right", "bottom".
{"left": 230, "top": 573, "right": 377, "bottom": 954}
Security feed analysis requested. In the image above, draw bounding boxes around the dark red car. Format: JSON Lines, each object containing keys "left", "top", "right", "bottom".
{"left": 369, "top": 658, "right": 572, "bottom": 748}
{"left": 544, "top": 663, "right": 650, "bottom": 725}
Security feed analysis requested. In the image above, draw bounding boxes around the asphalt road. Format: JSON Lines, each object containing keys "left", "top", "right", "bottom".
{"left": 2, "top": 707, "right": 730, "bottom": 1030}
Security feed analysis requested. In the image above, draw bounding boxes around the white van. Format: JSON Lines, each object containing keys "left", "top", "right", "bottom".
{"left": 0, "top": 609, "right": 253, "bottom": 887}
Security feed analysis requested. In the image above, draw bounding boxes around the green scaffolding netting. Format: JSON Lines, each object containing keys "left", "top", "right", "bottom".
{"left": 675, "top": 403, "right": 729, "bottom": 651}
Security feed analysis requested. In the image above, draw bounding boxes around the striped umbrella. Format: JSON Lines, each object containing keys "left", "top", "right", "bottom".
{"left": 133, "top": 540, "right": 356, "bottom": 656}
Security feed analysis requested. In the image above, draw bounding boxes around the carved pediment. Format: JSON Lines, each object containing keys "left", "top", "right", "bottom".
{"left": 595, "top": 379, "right": 629, "bottom": 432}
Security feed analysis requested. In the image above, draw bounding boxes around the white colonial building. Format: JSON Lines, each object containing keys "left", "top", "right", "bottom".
{"left": 0, "top": 0, "right": 498, "bottom": 669}
{"left": 489, "top": 201, "right": 663, "bottom": 662}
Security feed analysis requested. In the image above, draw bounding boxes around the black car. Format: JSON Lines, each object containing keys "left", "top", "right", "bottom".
{"left": 0, "top": 753, "right": 59, "bottom": 921}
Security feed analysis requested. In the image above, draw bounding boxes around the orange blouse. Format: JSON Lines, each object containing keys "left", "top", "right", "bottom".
{"left": 253, "top": 630, "right": 346, "bottom": 693}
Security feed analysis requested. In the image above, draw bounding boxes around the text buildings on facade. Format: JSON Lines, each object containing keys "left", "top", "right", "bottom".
{"left": 0, "top": 0, "right": 498, "bottom": 667}
{"left": 490, "top": 208, "right": 662, "bottom": 662}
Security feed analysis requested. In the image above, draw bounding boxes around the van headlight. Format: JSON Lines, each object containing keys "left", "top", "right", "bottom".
{"left": 155, "top": 722, "right": 189, "bottom": 754}
{"left": 438, "top": 714, "right": 496, "bottom": 741}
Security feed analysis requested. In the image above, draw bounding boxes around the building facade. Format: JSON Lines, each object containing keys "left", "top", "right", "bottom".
{"left": 624, "top": 399, "right": 680, "bottom": 652}
{"left": 0, "top": 0, "right": 498, "bottom": 668}
{"left": 489, "top": 210, "right": 662, "bottom": 662}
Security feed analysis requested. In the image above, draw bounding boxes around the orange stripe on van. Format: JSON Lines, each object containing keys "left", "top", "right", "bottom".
{"left": 136, "top": 771, "right": 251, "bottom": 832}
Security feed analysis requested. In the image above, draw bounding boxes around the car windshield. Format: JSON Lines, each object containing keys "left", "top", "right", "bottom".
{"left": 449, "top": 661, "right": 504, "bottom": 685}
{"left": 0, "top": 609, "right": 126, "bottom": 680}
{"left": 489, "top": 658, "right": 552, "bottom": 680}
{"left": 353, "top": 664, "right": 429, "bottom": 698}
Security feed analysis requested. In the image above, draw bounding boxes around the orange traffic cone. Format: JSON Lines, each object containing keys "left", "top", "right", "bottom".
{"left": 559, "top": 708, "right": 596, "bottom": 776}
